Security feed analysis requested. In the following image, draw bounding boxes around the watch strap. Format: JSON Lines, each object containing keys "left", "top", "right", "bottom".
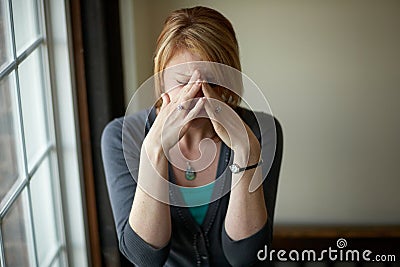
{"left": 229, "top": 159, "right": 263, "bottom": 174}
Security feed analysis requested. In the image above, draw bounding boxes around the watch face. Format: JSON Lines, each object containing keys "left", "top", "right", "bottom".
{"left": 229, "top": 164, "right": 240, "bottom": 173}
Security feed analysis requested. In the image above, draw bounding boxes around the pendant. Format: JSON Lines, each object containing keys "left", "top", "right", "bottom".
{"left": 185, "top": 162, "right": 196, "bottom": 181}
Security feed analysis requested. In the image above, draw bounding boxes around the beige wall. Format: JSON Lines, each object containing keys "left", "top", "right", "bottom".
{"left": 119, "top": 0, "right": 400, "bottom": 224}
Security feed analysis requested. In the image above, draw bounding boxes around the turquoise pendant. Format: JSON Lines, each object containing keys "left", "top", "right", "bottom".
{"left": 185, "top": 162, "right": 196, "bottom": 181}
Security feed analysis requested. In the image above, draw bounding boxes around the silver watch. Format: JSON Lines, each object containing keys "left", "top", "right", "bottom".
{"left": 229, "top": 160, "right": 263, "bottom": 174}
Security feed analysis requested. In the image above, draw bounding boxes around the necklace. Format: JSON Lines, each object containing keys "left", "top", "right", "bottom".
{"left": 185, "top": 162, "right": 196, "bottom": 181}
{"left": 183, "top": 133, "right": 220, "bottom": 181}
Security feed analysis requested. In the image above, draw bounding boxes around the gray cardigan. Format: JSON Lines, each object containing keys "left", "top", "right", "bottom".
{"left": 101, "top": 107, "right": 282, "bottom": 267}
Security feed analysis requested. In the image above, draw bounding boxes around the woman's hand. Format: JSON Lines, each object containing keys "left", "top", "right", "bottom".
{"left": 202, "top": 83, "right": 261, "bottom": 163}
{"left": 144, "top": 70, "right": 205, "bottom": 153}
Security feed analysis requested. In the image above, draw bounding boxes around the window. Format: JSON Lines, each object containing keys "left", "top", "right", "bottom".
{"left": 0, "top": 0, "right": 87, "bottom": 266}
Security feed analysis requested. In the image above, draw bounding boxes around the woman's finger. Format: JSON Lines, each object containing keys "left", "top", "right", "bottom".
{"left": 160, "top": 93, "right": 170, "bottom": 111}
{"left": 203, "top": 97, "right": 216, "bottom": 121}
{"left": 185, "top": 97, "right": 205, "bottom": 122}
{"left": 180, "top": 79, "right": 202, "bottom": 102}
{"left": 167, "top": 70, "right": 201, "bottom": 107}
{"left": 202, "top": 82, "right": 221, "bottom": 100}
{"left": 203, "top": 98, "right": 226, "bottom": 135}
{"left": 203, "top": 97, "right": 248, "bottom": 150}
{"left": 204, "top": 109, "right": 231, "bottom": 147}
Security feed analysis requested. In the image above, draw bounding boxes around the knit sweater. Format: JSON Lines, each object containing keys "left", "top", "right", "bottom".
{"left": 101, "top": 107, "right": 282, "bottom": 267}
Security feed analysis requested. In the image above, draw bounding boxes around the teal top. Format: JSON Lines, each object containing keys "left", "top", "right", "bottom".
{"left": 179, "top": 182, "right": 215, "bottom": 225}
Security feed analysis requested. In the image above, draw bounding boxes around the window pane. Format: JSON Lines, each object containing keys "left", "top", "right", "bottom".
{"left": 2, "top": 191, "right": 35, "bottom": 267}
{"left": 0, "top": 0, "right": 13, "bottom": 70}
{"left": 50, "top": 253, "right": 67, "bottom": 267}
{"left": 11, "top": 0, "right": 40, "bottom": 54}
{"left": 19, "top": 48, "right": 49, "bottom": 171}
{"left": 0, "top": 73, "right": 23, "bottom": 205}
{"left": 30, "top": 156, "right": 59, "bottom": 266}
{"left": 50, "top": 257, "right": 61, "bottom": 267}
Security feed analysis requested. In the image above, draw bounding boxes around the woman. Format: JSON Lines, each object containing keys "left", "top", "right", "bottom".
{"left": 102, "top": 6, "right": 282, "bottom": 267}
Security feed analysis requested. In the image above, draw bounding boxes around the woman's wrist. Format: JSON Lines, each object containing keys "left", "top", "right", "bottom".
{"left": 142, "top": 138, "right": 166, "bottom": 163}
{"left": 233, "top": 141, "right": 261, "bottom": 167}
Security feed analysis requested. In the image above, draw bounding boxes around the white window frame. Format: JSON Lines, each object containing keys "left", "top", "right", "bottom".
{"left": 0, "top": 0, "right": 89, "bottom": 266}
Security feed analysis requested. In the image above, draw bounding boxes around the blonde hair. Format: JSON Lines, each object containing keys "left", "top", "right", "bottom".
{"left": 154, "top": 6, "right": 242, "bottom": 107}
